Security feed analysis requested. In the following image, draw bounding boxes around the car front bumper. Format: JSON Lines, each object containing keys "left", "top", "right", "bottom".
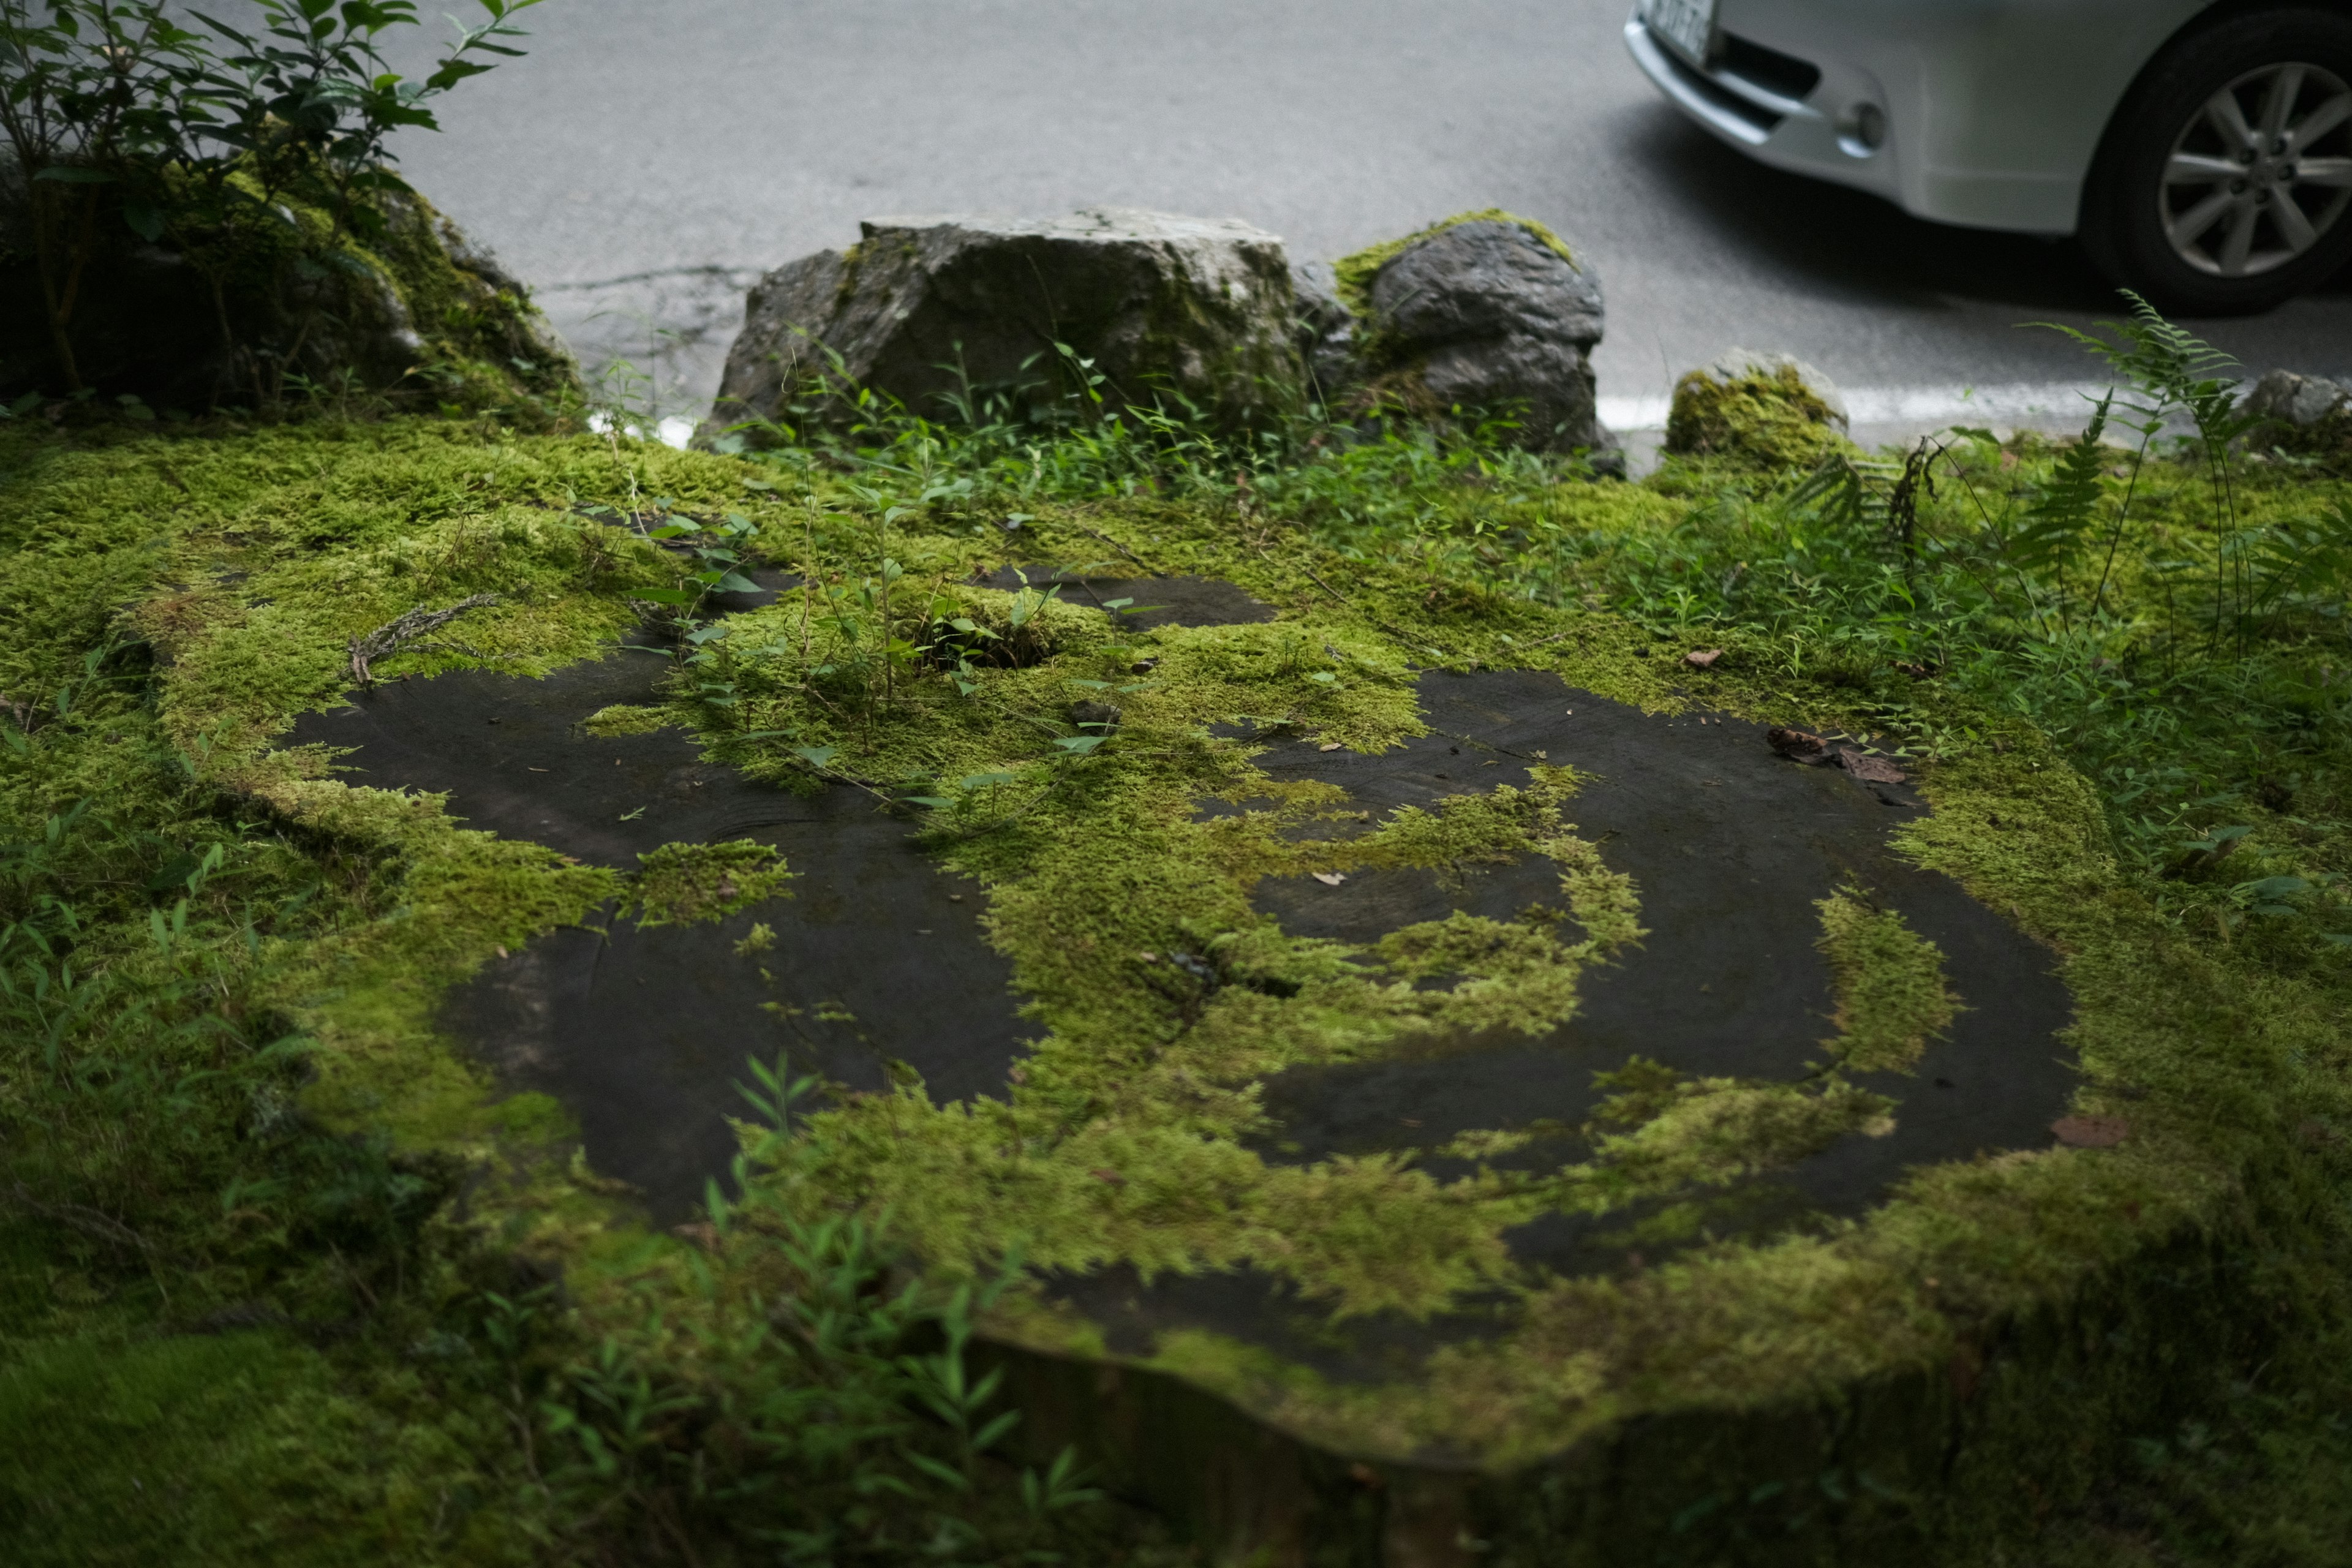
{"left": 1623, "top": 2, "right": 2211, "bottom": 238}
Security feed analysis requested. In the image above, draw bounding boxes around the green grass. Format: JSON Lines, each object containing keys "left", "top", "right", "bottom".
{"left": 0, "top": 1221, "right": 537, "bottom": 1567}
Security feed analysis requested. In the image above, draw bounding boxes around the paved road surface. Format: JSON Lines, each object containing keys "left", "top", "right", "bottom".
{"left": 388, "top": 0, "right": 2352, "bottom": 448}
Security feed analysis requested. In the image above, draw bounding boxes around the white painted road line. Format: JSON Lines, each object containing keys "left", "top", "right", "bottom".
{"left": 1600, "top": 382, "right": 2120, "bottom": 436}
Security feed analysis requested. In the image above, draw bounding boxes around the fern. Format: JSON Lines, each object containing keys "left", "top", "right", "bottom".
{"left": 2003, "top": 396, "right": 2112, "bottom": 627}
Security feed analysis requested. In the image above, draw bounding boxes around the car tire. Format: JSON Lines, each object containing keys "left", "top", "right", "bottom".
{"left": 2081, "top": 7, "right": 2352, "bottom": 315}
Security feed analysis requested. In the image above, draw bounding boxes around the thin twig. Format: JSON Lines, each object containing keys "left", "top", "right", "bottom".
{"left": 347, "top": 594, "right": 500, "bottom": 685}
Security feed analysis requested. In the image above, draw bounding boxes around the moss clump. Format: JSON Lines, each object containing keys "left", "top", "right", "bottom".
{"left": 1585, "top": 1075, "right": 1896, "bottom": 1193}
{"left": 625, "top": 840, "right": 791, "bottom": 928}
{"left": 1816, "top": 889, "right": 1959, "bottom": 1073}
{"left": 1330, "top": 208, "right": 1582, "bottom": 317}
{"left": 581, "top": 703, "right": 672, "bottom": 736}
{"left": 1663, "top": 358, "right": 1851, "bottom": 469}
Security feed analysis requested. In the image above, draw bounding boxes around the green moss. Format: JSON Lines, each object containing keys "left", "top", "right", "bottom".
{"left": 625, "top": 840, "right": 792, "bottom": 928}
{"left": 581, "top": 703, "right": 672, "bottom": 736}
{"left": 1662, "top": 360, "right": 1851, "bottom": 469}
{"left": 1816, "top": 888, "right": 1959, "bottom": 1073}
{"left": 0, "top": 1322, "right": 533, "bottom": 1566}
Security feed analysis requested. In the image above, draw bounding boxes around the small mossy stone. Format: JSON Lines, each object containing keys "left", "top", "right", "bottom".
{"left": 1664, "top": 349, "right": 1852, "bottom": 470}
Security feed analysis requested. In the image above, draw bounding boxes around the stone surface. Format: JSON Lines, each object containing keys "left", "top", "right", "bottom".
{"left": 704, "top": 207, "right": 1303, "bottom": 441}
{"left": 0, "top": 184, "right": 573, "bottom": 411}
{"left": 2244, "top": 368, "right": 2351, "bottom": 429}
{"left": 1354, "top": 217, "right": 1610, "bottom": 456}
{"left": 291, "top": 634, "right": 1028, "bottom": 1218}
{"left": 1287, "top": 260, "right": 1361, "bottom": 404}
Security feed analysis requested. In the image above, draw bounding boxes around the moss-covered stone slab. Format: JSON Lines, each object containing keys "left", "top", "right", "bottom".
{"left": 287, "top": 570, "right": 2086, "bottom": 1553}
{"left": 44, "top": 423, "right": 2253, "bottom": 1564}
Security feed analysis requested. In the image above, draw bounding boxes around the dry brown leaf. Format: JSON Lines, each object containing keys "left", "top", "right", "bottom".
{"left": 1318, "top": 742, "right": 1343, "bottom": 752}
{"left": 1312, "top": 871, "right": 1347, "bottom": 886}
{"left": 2051, "top": 1114, "right": 2130, "bottom": 1148}
{"left": 1839, "top": 751, "right": 1908, "bottom": 785}
{"left": 1768, "top": 726, "right": 1835, "bottom": 764}
{"left": 1684, "top": 647, "right": 1724, "bottom": 669}
{"left": 671, "top": 1222, "right": 721, "bottom": 1253}
{"left": 1089, "top": 1168, "right": 1126, "bottom": 1185}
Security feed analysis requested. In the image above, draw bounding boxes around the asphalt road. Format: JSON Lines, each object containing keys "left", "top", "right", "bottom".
{"left": 387, "top": 0, "right": 2352, "bottom": 446}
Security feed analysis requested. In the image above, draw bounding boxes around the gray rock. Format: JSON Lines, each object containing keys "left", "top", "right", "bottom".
{"left": 1288, "top": 259, "right": 1362, "bottom": 404}
{"left": 705, "top": 208, "right": 1303, "bottom": 442}
{"left": 1354, "top": 218, "right": 1610, "bottom": 457}
{"left": 2243, "top": 368, "right": 2350, "bottom": 429}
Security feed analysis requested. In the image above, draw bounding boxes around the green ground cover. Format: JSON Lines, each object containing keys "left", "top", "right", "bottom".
{"left": 1, "top": 307, "right": 2350, "bottom": 1564}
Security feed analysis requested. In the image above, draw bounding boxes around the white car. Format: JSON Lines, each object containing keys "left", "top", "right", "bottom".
{"left": 1626, "top": 1, "right": 2352, "bottom": 314}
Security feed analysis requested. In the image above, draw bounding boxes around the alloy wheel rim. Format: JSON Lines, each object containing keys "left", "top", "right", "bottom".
{"left": 2160, "top": 61, "right": 2352, "bottom": 279}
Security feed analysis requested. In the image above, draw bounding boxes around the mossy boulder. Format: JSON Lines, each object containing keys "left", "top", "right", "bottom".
{"left": 1328, "top": 209, "right": 1611, "bottom": 458}
{"left": 2244, "top": 368, "right": 2352, "bottom": 469}
{"left": 704, "top": 207, "right": 1305, "bottom": 443}
{"left": 0, "top": 179, "right": 578, "bottom": 420}
{"left": 1665, "top": 347, "right": 1852, "bottom": 468}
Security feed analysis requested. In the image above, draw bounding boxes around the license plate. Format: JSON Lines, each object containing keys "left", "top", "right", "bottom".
{"left": 1642, "top": 0, "right": 1717, "bottom": 66}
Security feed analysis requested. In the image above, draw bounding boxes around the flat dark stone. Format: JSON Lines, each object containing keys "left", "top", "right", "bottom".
{"left": 287, "top": 641, "right": 1028, "bottom": 1221}
{"left": 1240, "top": 668, "right": 2075, "bottom": 1273}
{"left": 975, "top": 567, "right": 1276, "bottom": 630}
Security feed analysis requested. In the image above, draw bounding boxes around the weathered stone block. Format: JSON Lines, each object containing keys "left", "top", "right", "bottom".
{"left": 704, "top": 207, "right": 1303, "bottom": 441}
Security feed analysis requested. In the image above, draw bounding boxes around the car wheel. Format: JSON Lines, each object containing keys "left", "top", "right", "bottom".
{"left": 2082, "top": 8, "right": 2352, "bottom": 314}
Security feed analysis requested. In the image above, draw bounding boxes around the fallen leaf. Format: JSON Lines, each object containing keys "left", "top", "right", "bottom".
{"left": 1318, "top": 741, "right": 1343, "bottom": 752}
{"left": 1893, "top": 660, "right": 1935, "bottom": 679}
{"left": 671, "top": 1222, "right": 720, "bottom": 1252}
{"left": 1684, "top": 647, "right": 1724, "bottom": 669}
{"left": 1136, "top": 951, "right": 1159, "bottom": 963}
{"left": 1348, "top": 1462, "right": 1385, "bottom": 1489}
{"left": 1312, "top": 871, "right": 1347, "bottom": 886}
{"left": 1839, "top": 750, "right": 1908, "bottom": 785}
{"left": 1007, "top": 1065, "right": 1028, "bottom": 1085}
{"left": 494, "top": 944, "right": 509, "bottom": 960}
{"left": 1768, "top": 726, "right": 1835, "bottom": 764}
{"left": 1089, "top": 1168, "right": 1126, "bottom": 1185}
{"left": 2051, "top": 1114, "right": 2130, "bottom": 1148}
